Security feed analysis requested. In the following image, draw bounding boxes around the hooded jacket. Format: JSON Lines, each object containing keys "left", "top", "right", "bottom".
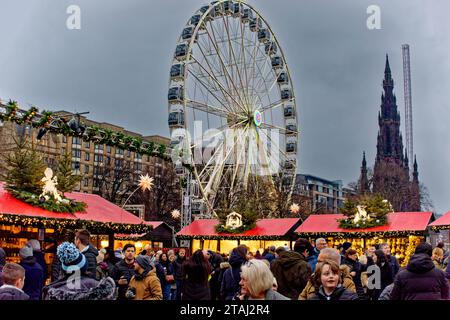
{"left": 173, "top": 254, "right": 186, "bottom": 281}
{"left": 42, "top": 276, "right": 116, "bottom": 300}
{"left": 221, "top": 250, "right": 246, "bottom": 300}
{"left": 309, "top": 285, "right": 358, "bottom": 301}
{"left": 128, "top": 268, "right": 162, "bottom": 300}
{"left": 390, "top": 253, "right": 449, "bottom": 300}
{"left": 81, "top": 244, "right": 99, "bottom": 279}
{"left": 0, "top": 248, "right": 5, "bottom": 286}
{"left": 33, "top": 250, "right": 48, "bottom": 285}
{"left": 270, "top": 250, "right": 311, "bottom": 300}
{"left": 20, "top": 256, "right": 44, "bottom": 300}
{"left": 0, "top": 285, "right": 30, "bottom": 300}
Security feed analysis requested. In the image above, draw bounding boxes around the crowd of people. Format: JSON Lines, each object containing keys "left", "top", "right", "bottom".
{"left": 0, "top": 229, "right": 449, "bottom": 300}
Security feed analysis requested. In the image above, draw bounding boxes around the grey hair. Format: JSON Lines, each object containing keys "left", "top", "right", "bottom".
{"left": 27, "top": 239, "right": 41, "bottom": 251}
{"left": 315, "top": 238, "right": 327, "bottom": 245}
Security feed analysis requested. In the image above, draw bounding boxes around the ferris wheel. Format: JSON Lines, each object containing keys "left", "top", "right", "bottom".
{"left": 167, "top": 1, "right": 299, "bottom": 220}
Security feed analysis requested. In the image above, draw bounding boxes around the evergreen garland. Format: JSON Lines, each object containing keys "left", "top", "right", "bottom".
{"left": 214, "top": 199, "right": 258, "bottom": 234}
{"left": 338, "top": 194, "right": 392, "bottom": 229}
{"left": 6, "top": 187, "right": 86, "bottom": 214}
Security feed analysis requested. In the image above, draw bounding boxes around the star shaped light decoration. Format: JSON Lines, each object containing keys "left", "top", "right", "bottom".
{"left": 290, "top": 203, "right": 300, "bottom": 214}
{"left": 171, "top": 209, "right": 181, "bottom": 220}
{"left": 138, "top": 174, "right": 154, "bottom": 192}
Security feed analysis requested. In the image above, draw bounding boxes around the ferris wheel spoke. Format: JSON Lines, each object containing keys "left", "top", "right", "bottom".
{"left": 205, "top": 22, "right": 248, "bottom": 111}
{"left": 222, "top": 15, "right": 250, "bottom": 110}
{"left": 260, "top": 122, "right": 300, "bottom": 135}
{"left": 259, "top": 127, "right": 295, "bottom": 167}
{"left": 191, "top": 55, "right": 245, "bottom": 114}
{"left": 259, "top": 99, "right": 291, "bottom": 113}
{"left": 186, "top": 99, "right": 244, "bottom": 120}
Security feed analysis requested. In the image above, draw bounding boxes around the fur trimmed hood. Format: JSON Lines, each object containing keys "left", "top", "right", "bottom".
{"left": 45, "top": 277, "right": 116, "bottom": 300}
{"left": 220, "top": 262, "right": 231, "bottom": 269}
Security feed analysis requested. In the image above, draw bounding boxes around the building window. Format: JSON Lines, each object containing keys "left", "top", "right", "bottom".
{"left": 61, "top": 147, "right": 66, "bottom": 155}
{"left": 95, "top": 144, "right": 104, "bottom": 151}
{"left": 72, "top": 137, "right": 81, "bottom": 145}
{"left": 85, "top": 141, "right": 90, "bottom": 148}
{"left": 93, "top": 179, "right": 99, "bottom": 188}
{"left": 83, "top": 178, "right": 89, "bottom": 187}
{"left": 134, "top": 163, "right": 142, "bottom": 171}
{"left": 85, "top": 152, "right": 90, "bottom": 161}
{"left": 63, "top": 136, "right": 67, "bottom": 143}
{"left": 136, "top": 153, "right": 142, "bottom": 160}
{"left": 72, "top": 149, "right": 81, "bottom": 158}
{"left": 106, "top": 146, "right": 111, "bottom": 153}
{"left": 84, "top": 164, "right": 89, "bottom": 174}
{"left": 72, "top": 162, "right": 80, "bottom": 170}
{"left": 106, "top": 156, "right": 111, "bottom": 165}
{"left": 127, "top": 150, "right": 131, "bottom": 157}
{"left": 94, "top": 154, "right": 103, "bottom": 163}
{"left": 117, "top": 148, "right": 124, "bottom": 155}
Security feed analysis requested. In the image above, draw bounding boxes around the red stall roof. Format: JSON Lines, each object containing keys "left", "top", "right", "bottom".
{"left": 429, "top": 211, "right": 450, "bottom": 228}
{"left": 0, "top": 183, "right": 149, "bottom": 232}
{"left": 177, "top": 218, "right": 300, "bottom": 239}
{"left": 295, "top": 212, "right": 432, "bottom": 235}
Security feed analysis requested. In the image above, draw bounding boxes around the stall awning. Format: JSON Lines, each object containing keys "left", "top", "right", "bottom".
{"left": 429, "top": 211, "right": 450, "bottom": 230}
{"left": 295, "top": 212, "right": 433, "bottom": 237}
{"left": 0, "top": 183, "right": 150, "bottom": 234}
{"left": 177, "top": 218, "right": 301, "bottom": 240}
{"left": 115, "top": 221, "right": 165, "bottom": 239}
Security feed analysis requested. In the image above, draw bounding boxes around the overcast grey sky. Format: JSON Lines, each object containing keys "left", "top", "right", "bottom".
{"left": 0, "top": 0, "right": 449, "bottom": 215}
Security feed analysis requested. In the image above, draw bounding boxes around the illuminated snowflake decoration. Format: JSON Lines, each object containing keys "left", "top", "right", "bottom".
{"left": 138, "top": 174, "right": 154, "bottom": 192}
{"left": 290, "top": 203, "right": 300, "bottom": 214}
{"left": 171, "top": 209, "right": 181, "bottom": 219}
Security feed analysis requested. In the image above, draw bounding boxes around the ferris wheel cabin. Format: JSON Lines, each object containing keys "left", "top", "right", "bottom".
{"left": 258, "top": 29, "right": 271, "bottom": 43}
{"left": 168, "top": 85, "right": 184, "bottom": 103}
{"left": 277, "top": 71, "right": 289, "bottom": 85}
{"left": 174, "top": 43, "right": 189, "bottom": 61}
{"left": 241, "top": 8, "right": 254, "bottom": 23}
{"left": 168, "top": 108, "right": 185, "bottom": 127}
{"left": 281, "top": 88, "right": 292, "bottom": 101}
{"left": 271, "top": 55, "right": 284, "bottom": 69}
{"left": 250, "top": 17, "right": 262, "bottom": 32}
{"left": 265, "top": 41, "right": 278, "bottom": 55}
{"left": 283, "top": 103, "right": 295, "bottom": 118}
{"left": 170, "top": 63, "right": 185, "bottom": 81}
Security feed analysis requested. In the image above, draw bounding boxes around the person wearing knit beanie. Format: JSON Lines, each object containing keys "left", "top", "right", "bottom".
{"left": 57, "top": 242, "right": 87, "bottom": 274}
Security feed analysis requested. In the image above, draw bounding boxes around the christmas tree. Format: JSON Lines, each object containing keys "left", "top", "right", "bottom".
{"left": 56, "top": 152, "right": 82, "bottom": 195}
{"left": 3, "top": 136, "right": 46, "bottom": 194}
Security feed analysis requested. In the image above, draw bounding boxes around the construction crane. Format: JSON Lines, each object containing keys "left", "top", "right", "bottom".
{"left": 402, "top": 44, "right": 414, "bottom": 173}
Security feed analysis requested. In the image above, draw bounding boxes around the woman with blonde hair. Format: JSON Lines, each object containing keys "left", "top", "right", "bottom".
{"left": 235, "top": 259, "right": 289, "bottom": 300}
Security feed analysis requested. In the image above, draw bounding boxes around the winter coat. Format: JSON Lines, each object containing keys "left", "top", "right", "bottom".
{"left": 33, "top": 250, "right": 48, "bottom": 285}
{"left": 342, "top": 257, "right": 365, "bottom": 299}
{"left": 298, "top": 266, "right": 356, "bottom": 300}
{"left": 209, "top": 252, "right": 224, "bottom": 283}
{"left": 390, "top": 253, "right": 449, "bottom": 300}
{"left": 128, "top": 268, "right": 163, "bottom": 300}
{"left": 221, "top": 250, "right": 246, "bottom": 300}
{"left": 270, "top": 250, "right": 312, "bottom": 300}
{"left": 263, "top": 252, "right": 275, "bottom": 264}
{"left": 367, "top": 260, "right": 393, "bottom": 300}
{"left": 445, "top": 262, "right": 450, "bottom": 280}
{"left": 156, "top": 260, "right": 175, "bottom": 287}
{"left": 308, "top": 248, "right": 320, "bottom": 272}
{"left": 81, "top": 244, "right": 99, "bottom": 279}
{"left": 20, "top": 256, "right": 44, "bottom": 300}
{"left": 308, "top": 286, "right": 358, "bottom": 301}
{"left": 182, "top": 261, "right": 211, "bottom": 301}
{"left": 240, "top": 289, "right": 290, "bottom": 301}
{"left": 0, "top": 285, "right": 30, "bottom": 300}
{"left": 0, "top": 248, "right": 5, "bottom": 287}
{"left": 113, "top": 259, "right": 136, "bottom": 299}
{"left": 51, "top": 253, "right": 63, "bottom": 282}
{"left": 96, "top": 261, "right": 116, "bottom": 280}
{"left": 378, "top": 283, "right": 394, "bottom": 300}
{"left": 173, "top": 255, "right": 186, "bottom": 281}
{"left": 42, "top": 276, "right": 116, "bottom": 300}
{"left": 388, "top": 255, "right": 400, "bottom": 277}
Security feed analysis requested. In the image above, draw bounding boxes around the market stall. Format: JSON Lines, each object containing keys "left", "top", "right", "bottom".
{"left": 429, "top": 211, "right": 450, "bottom": 247}
{"left": 114, "top": 221, "right": 175, "bottom": 252}
{"left": 176, "top": 218, "right": 302, "bottom": 255}
{"left": 295, "top": 212, "right": 432, "bottom": 266}
{"left": 0, "top": 182, "right": 151, "bottom": 265}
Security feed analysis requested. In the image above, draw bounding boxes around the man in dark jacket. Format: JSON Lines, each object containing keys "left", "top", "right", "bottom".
{"left": 0, "top": 263, "right": 29, "bottom": 300}
{"left": 380, "top": 242, "right": 400, "bottom": 277}
{"left": 74, "top": 229, "right": 99, "bottom": 279}
{"left": 207, "top": 250, "right": 224, "bottom": 300}
{"left": 19, "top": 245, "right": 44, "bottom": 300}
{"left": 270, "top": 238, "right": 312, "bottom": 299}
{"left": 113, "top": 244, "right": 136, "bottom": 300}
{"left": 263, "top": 246, "right": 276, "bottom": 264}
{"left": 390, "top": 242, "right": 449, "bottom": 300}
{"left": 173, "top": 248, "right": 186, "bottom": 300}
{"left": 27, "top": 239, "right": 48, "bottom": 285}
